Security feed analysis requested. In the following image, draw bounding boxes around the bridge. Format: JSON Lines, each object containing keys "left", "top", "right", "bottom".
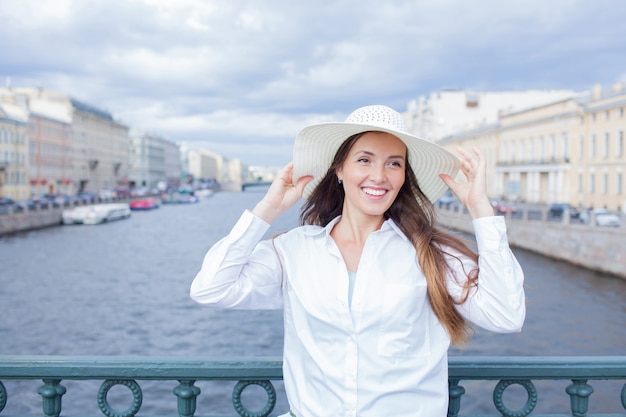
{"left": 241, "top": 181, "right": 272, "bottom": 191}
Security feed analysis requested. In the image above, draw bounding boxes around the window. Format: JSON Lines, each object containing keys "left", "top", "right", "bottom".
{"left": 578, "top": 173, "right": 583, "bottom": 192}
{"left": 590, "top": 134, "right": 596, "bottom": 158}
{"left": 550, "top": 134, "right": 556, "bottom": 160}
{"left": 605, "top": 110, "right": 610, "bottom": 120}
{"left": 603, "top": 173, "right": 608, "bottom": 194}
{"left": 604, "top": 133, "right": 610, "bottom": 158}
{"left": 619, "top": 131, "right": 624, "bottom": 157}
{"left": 578, "top": 135, "right": 584, "bottom": 160}
{"left": 589, "top": 173, "right": 595, "bottom": 193}
{"left": 618, "top": 173, "right": 623, "bottom": 195}
{"left": 563, "top": 132, "right": 570, "bottom": 160}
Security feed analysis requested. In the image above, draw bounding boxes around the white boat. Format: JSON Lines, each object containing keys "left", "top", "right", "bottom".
{"left": 62, "top": 203, "right": 131, "bottom": 225}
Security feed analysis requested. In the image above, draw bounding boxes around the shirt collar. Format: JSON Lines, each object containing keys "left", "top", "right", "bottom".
{"left": 302, "top": 215, "right": 409, "bottom": 242}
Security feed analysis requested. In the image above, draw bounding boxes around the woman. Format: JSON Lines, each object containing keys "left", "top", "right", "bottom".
{"left": 190, "top": 105, "right": 525, "bottom": 416}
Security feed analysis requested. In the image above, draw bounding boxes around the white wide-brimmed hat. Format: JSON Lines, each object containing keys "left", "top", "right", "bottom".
{"left": 293, "top": 105, "right": 460, "bottom": 203}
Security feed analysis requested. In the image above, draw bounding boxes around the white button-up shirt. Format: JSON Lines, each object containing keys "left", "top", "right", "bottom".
{"left": 190, "top": 210, "right": 525, "bottom": 417}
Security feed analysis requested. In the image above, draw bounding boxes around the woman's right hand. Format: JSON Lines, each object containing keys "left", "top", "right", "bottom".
{"left": 252, "top": 162, "right": 313, "bottom": 223}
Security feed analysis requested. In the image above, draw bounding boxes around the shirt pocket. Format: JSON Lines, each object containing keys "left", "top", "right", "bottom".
{"left": 376, "top": 282, "right": 431, "bottom": 358}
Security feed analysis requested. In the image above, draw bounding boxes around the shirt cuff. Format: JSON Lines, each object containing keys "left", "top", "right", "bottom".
{"left": 226, "top": 209, "right": 271, "bottom": 244}
{"left": 472, "top": 216, "right": 508, "bottom": 251}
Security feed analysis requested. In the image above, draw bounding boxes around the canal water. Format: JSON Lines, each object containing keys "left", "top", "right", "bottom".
{"left": 1, "top": 190, "right": 624, "bottom": 415}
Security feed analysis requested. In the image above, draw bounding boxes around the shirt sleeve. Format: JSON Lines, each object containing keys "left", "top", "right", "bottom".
{"left": 189, "top": 210, "right": 284, "bottom": 309}
{"left": 445, "top": 216, "right": 526, "bottom": 333}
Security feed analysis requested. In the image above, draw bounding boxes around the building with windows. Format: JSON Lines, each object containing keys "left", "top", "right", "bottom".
{"left": 0, "top": 88, "right": 131, "bottom": 195}
{"left": 70, "top": 98, "right": 130, "bottom": 193}
{"left": 27, "top": 98, "right": 73, "bottom": 196}
{"left": 0, "top": 102, "right": 29, "bottom": 200}
{"left": 128, "top": 132, "right": 182, "bottom": 191}
{"left": 438, "top": 83, "right": 626, "bottom": 212}
{"left": 404, "top": 88, "right": 581, "bottom": 142}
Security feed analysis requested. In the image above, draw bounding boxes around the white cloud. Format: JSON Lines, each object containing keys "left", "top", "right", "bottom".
{"left": 1, "top": 0, "right": 625, "bottom": 165}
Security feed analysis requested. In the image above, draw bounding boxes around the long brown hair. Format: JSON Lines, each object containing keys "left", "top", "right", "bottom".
{"left": 300, "top": 133, "right": 479, "bottom": 346}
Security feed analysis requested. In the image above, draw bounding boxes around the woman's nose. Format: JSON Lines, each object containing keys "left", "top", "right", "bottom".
{"left": 369, "top": 165, "right": 386, "bottom": 183}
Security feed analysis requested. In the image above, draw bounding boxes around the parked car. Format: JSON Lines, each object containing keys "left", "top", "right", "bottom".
{"left": 548, "top": 203, "right": 580, "bottom": 219}
{"left": 492, "top": 200, "right": 517, "bottom": 215}
{"left": 437, "top": 190, "right": 457, "bottom": 207}
{"left": 99, "top": 189, "right": 116, "bottom": 202}
{"left": 579, "top": 209, "right": 622, "bottom": 227}
{"left": 76, "top": 192, "right": 99, "bottom": 204}
{"left": 0, "top": 197, "right": 17, "bottom": 214}
{"left": 16, "top": 198, "right": 52, "bottom": 211}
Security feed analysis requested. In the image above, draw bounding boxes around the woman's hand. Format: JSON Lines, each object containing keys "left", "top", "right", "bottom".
{"left": 439, "top": 147, "right": 494, "bottom": 219}
{"left": 252, "top": 162, "right": 313, "bottom": 223}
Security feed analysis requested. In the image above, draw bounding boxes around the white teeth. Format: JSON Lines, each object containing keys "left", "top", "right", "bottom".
{"left": 363, "top": 188, "right": 385, "bottom": 196}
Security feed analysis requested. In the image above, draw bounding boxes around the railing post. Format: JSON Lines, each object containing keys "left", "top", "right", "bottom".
{"left": 566, "top": 379, "right": 594, "bottom": 417}
{"left": 447, "top": 379, "right": 465, "bottom": 417}
{"left": 0, "top": 381, "right": 6, "bottom": 413}
{"left": 37, "top": 379, "right": 66, "bottom": 417}
{"left": 173, "top": 380, "right": 201, "bottom": 417}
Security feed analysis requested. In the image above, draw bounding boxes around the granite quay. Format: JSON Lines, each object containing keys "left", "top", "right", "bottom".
{"left": 436, "top": 203, "right": 626, "bottom": 280}
{"left": 0, "top": 356, "right": 624, "bottom": 417}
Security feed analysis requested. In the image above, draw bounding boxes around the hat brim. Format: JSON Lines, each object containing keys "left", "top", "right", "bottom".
{"left": 293, "top": 122, "right": 460, "bottom": 203}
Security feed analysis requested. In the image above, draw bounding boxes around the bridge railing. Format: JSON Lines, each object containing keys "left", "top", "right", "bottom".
{"left": 0, "top": 356, "right": 625, "bottom": 417}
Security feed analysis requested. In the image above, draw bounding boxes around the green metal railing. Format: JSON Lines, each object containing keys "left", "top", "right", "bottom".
{"left": 0, "top": 356, "right": 625, "bottom": 417}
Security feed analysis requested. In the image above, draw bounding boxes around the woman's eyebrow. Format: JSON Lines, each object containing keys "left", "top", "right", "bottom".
{"left": 353, "top": 150, "right": 406, "bottom": 160}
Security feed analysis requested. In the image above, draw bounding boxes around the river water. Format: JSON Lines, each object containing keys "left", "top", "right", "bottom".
{"left": 1, "top": 190, "right": 625, "bottom": 415}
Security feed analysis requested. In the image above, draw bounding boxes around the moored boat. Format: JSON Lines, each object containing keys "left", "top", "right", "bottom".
{"left": 130, "top": 197, "right": 160, "bottom": 210}
{"left": 62, "top": 203, "right": 131, "bottom": 225}
{"left": 161, "top": 192, "right": 199, "bottom": 204}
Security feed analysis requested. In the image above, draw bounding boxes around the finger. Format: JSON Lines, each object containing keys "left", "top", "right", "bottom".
{"left": 439, "top": 173, "right": 455, "bottom": 189}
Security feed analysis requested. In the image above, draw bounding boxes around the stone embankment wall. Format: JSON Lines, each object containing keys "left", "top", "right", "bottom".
{"left": 0, "top": 209, "right": 63, "bottom": 236}
{"left": 436, "top": 206, "right": 626, "bottom": 280}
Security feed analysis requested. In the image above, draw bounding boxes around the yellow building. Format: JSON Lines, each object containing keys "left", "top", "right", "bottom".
{"left": 439, "top": 84, "right": 626, "bottom": 212}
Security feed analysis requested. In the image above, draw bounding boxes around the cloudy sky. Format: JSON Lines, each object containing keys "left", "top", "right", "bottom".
{"left": 1, "top": 0, "right": 625, "bottom": 166}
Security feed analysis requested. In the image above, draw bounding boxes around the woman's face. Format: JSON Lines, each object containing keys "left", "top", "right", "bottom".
{"left": 336, "top": 132, "right": 406, "bottom": 218}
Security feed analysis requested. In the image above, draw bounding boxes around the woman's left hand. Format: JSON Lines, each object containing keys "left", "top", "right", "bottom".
{"left": 439, "top": 147, "right": 494, "bottom": 219}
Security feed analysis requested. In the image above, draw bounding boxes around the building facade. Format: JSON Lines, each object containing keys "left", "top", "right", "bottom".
{"left": 0, "top": 88, "right": 132, "bottom": 196}
{"left": 162, "top": 138, "right": 182, "bottom": 190}
{"left": 129, "top": 132, "right": 165, "bottom": 190}
{"left": 27, "top": 99, "right": 73, "bottom": 196}
{"left": 404, "top": 88, "right": 581, "bottom": 142}
{"left": 0, "top": 102, "right": 29, "bottom": 200}
{"left": 439, "top": 83, "right": 626, "bottom": 212}
{"left": 71, "top": 98, "right": 130, "bottom": 193}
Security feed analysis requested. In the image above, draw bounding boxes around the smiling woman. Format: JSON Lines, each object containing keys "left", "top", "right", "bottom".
{"left": 190, "top": 105, "right": 525, "bottom": 417}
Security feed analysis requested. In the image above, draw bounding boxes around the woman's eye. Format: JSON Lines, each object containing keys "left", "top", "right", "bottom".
{"left": 357, "top": 157, "right": 369, "bottom": 163}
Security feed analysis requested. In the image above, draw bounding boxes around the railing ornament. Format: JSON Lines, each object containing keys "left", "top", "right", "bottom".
{"left": 173, "top": 380, "right": 201, "bottom": 417}
{"left": 566, "top": 379, "right": 594, "bottom": 417}
{"left": 232, "top": 380, "right": 276, "bottom": 417}
{"left": 447, "top": 378, "right": 465, "bottom": 417}
{"left": 97, "top": 379, "right": 143, "bottom": 417}
{"left": 0, "top": 381, "right": 6, "bottom": 413}
{"left": 493, "top": 379, "right": 537, "bottom": 417}
{"left": 37, "top": 379, "right": 66, "bottom": 417}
